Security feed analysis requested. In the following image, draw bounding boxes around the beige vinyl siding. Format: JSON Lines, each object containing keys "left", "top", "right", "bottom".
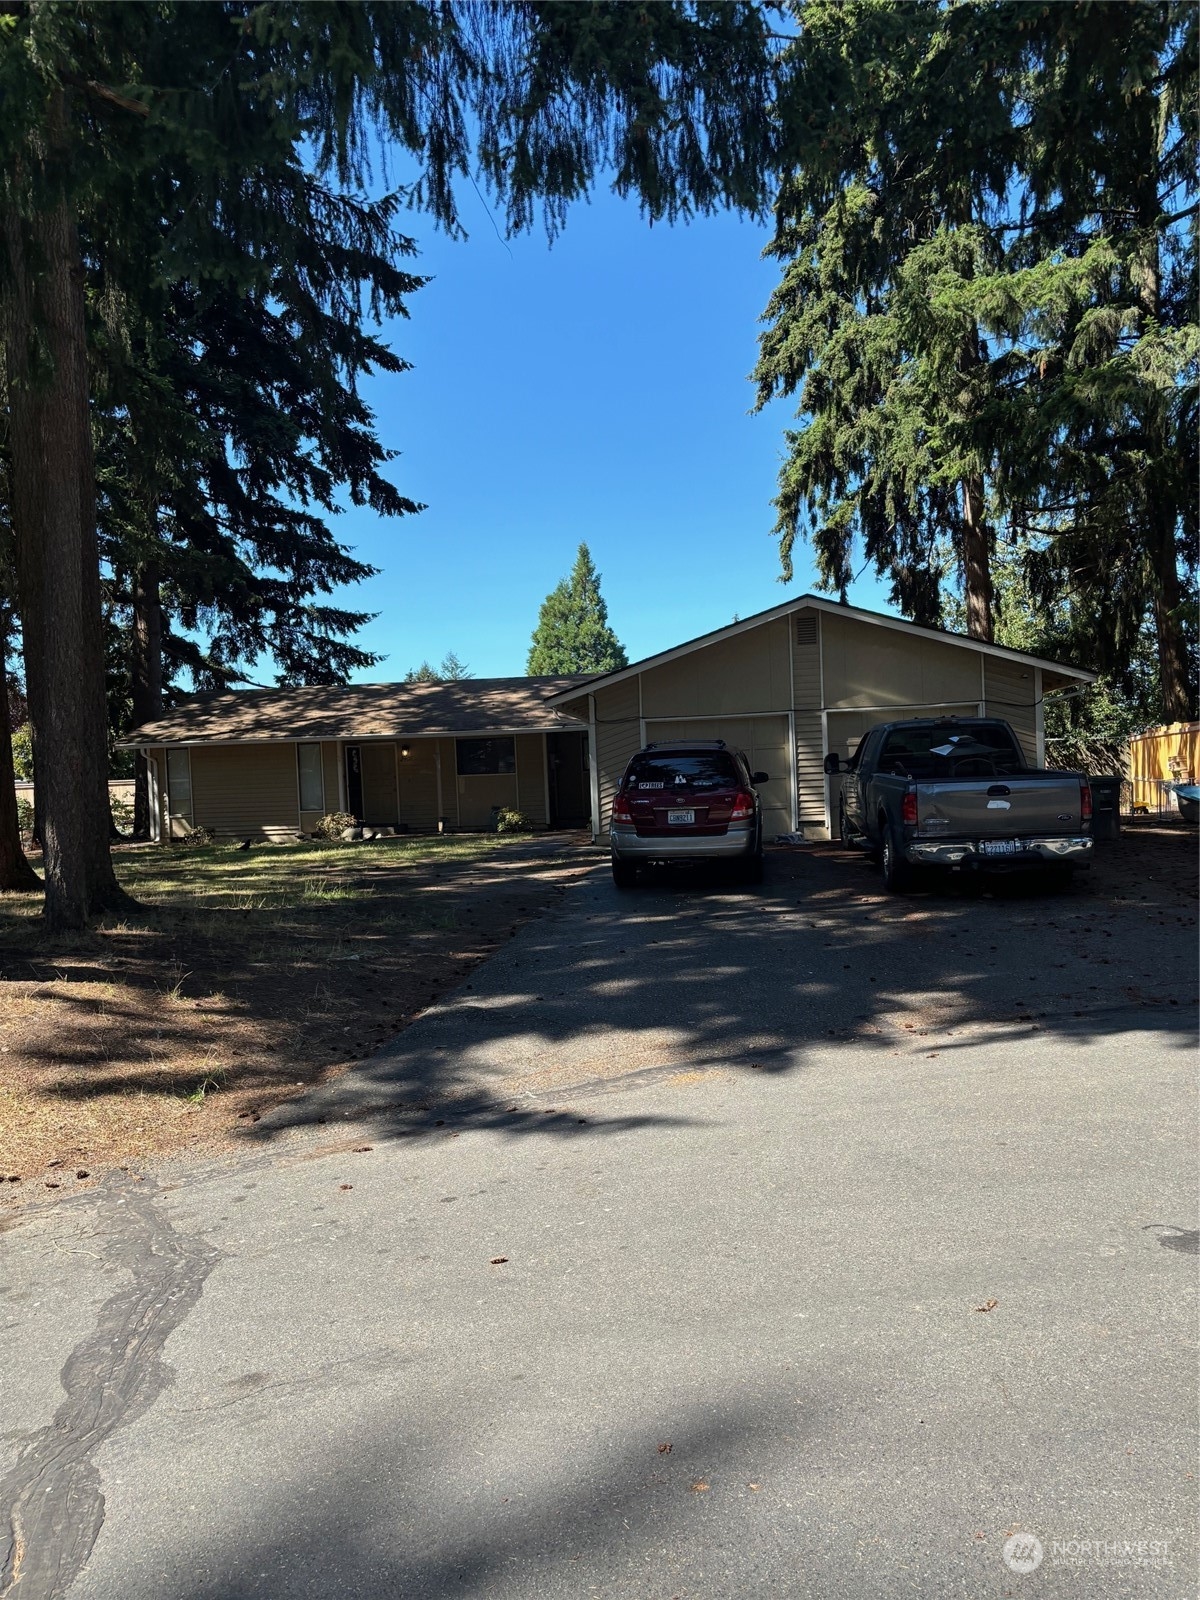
{"left": 820, "top": 612, "right": 983, "bottom": 710}
{"left": 321, "top": 742, "right": 341, "bottom": 813}
{"left": 397, "top": 739, "right": 439, "bottom": 831}
{"left": 550, "top": 692, "right": 591, "bottom": 727}
{"left": 360, "top": 742, "right": 399, "bottom": 826}
{"left": 457, "top": 772, "right": 518, "bottom": 827}
{"left": 983, "top": 658, "right": 1038, "bottom": 765}
{"left": 189, "top": 744, "right": 299, "bottom": 839}
{"left": 795, "top": 713, "right": 827, "bottom": 832}
{"left": 792, "top": 611, "right": 822, "bottom": 708}
{"left": 639, "top": 618, "right": 792, "bottom": 718}
{"left": 515, "top": 734, "right": 548, "bottom": 827}
{"left": 594, "top": 678, "right": 642, "bottom": 837}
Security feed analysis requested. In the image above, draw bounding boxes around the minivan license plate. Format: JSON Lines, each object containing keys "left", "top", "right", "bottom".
{"left": 979, "top": 838, "right": 1018, "bottom": 856}
{"left": 668, "top": 809, "right": 695, "bottom": 825}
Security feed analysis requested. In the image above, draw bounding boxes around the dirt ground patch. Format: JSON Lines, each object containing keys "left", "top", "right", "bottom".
{"left": 0, "top": 833, "right": 592, "bottom": 1204}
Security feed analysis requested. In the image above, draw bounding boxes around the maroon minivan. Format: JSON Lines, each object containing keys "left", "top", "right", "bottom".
{"left": 609, "top": 741, "right": 768, "bottom": 887}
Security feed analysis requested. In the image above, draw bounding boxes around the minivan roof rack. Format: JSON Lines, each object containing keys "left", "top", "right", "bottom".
{"left": 643, "top": 739, "right": 727, "bottom": 750}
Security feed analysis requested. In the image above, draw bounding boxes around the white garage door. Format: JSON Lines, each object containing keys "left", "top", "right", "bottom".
{"left": 644, "top": 716, "right": 793, "bottom": 839}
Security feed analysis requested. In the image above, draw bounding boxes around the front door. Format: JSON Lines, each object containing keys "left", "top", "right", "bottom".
{"left": 547, "top": 732, "right": 589, "bottom": 826}
{"left": 344, "top": 744, "right": 364, "bottom": 820}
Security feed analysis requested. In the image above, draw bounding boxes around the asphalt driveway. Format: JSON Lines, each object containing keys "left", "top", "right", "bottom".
{"left": 1, "top": 837, "right": 1196, "bottom": 1599}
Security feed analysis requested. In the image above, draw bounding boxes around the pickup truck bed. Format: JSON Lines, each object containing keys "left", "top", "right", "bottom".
{"left": 826, "top": 717, "right": 1093, "bottom": 891}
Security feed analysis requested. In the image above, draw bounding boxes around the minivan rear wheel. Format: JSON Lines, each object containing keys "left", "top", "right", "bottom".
{"left": 611, "top": 858, "right": 637, "bottom": 889}
{"left": 738, "top": 848, "right": 764, "bottom": 885}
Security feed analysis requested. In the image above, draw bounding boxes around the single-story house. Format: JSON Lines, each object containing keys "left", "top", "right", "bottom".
{"left": 122, "top": 595, "right": 1095, "bottom": 843}
{"left": 124, "top": 677, "right": 593, "bottom": 841}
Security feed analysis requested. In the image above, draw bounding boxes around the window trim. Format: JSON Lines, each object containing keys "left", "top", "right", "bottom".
{"left": 455, "top": 736, "right": 517, "bottom": 777}
{"left": 166, "top": 746, "right": 194, "bottom": 828}
{"left": 296, "top": 741, "right": 325, "bottom": 815}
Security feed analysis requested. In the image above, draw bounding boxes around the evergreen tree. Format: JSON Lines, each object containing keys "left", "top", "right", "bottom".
{"left": 403, "top": 652, "right": 471, "bottom": 683}
{"left": 982, "top": 2, "right": 1198, "bottom": 719}
{"left": 757, "top": 0, "right": 1196, "bottom": 712}
{"left": 527, "top": 544, "right": 628, "bottom": 674}
{"left": 94, "top": 181, "right": 425, "bottom": 834}
{"left": 0, "top": 2, "right": 779, "bottom": 927}
{"left": 756, "top": 0, "right": 1026, "bottom": 637}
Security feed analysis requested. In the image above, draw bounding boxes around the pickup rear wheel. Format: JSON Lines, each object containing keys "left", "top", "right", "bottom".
{"left": 880, "top": 826, "right": 912, "bottom": 894}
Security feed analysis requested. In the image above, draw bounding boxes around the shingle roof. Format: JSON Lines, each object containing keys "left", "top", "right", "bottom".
{"left": 122, "top": 676, "right": 593, "bottom": 746}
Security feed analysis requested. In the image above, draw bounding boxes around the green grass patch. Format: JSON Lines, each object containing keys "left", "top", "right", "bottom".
{"left": 0, "top": 832, "right": 535, "bottom": 959}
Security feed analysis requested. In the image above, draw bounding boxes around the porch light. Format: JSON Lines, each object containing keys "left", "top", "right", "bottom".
{"left": 400, "top": 744, "right": 410, "bottom": 758}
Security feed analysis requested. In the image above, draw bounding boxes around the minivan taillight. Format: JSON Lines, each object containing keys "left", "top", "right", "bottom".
{"left": 901, "top": 789, "right": 918, "bottom": 826}
{"left": 730, "top": 791, "right": 756, "bottom": 821}
{"left": 612, "top": 791, "right": 633, "bottom": 825}
{"left": 1080, "top": 781, "right": 1092, "bottom": 822}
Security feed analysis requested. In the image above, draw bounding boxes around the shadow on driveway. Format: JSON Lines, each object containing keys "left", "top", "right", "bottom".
{"left": 244, "top": 832, "right": 1197, "bottom": 1149}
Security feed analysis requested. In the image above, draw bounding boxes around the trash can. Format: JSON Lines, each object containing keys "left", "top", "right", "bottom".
{"left": 1088, "top": 775, "right": 1122, "bottom": 841}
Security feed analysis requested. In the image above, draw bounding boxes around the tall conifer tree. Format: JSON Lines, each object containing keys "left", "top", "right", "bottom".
{"left": 527, "top": 544, "right": 628, "bottom": 674}
{"left": 0, "top": 2, "right": 778, "bottom": 926}
{"left": 756, "top": 0, "right": 1196, "bottom": 714}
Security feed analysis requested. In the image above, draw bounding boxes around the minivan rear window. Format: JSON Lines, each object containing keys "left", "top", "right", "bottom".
{"left": 624, "top": 752, "right": 741, "bottom": 791}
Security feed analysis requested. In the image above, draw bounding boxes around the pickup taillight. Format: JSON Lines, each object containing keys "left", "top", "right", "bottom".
{"left": 730, "top": 791, "right": 756, "bottom": 821}
{"left": 901, "top": 789, "right": 918, "bottom": 826}
{"left": 1080, "top": 780, "right": 1092, "bottom": 822}
{"left": 612, "top": 792, "right": 633, "bottom": 825}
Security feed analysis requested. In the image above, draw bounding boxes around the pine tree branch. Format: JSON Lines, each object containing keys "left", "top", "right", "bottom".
{"left": 62, "top": 75, "right": 151, "bottom": 119}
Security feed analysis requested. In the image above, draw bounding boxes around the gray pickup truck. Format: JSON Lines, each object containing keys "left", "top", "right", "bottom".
{"left": 823, "top": 716, "right": 1094, "bottom": 891}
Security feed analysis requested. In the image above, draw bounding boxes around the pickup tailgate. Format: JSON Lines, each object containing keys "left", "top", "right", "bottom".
{"left": 917, "top": 774, "right": 1083, "bottom": 837}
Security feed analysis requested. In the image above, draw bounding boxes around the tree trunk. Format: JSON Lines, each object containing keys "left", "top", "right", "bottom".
{"left": 0, "top": 633, "right": 41, "bottom": 892}
{"left": 954, "top": 308, "right": 994, "bottom": 643}
{"left": 1147, "top": 531, "right": 1192, "bottom": 721}
{"left": 960, "top": 471, "right": 994, "bottom": 642}
{"left": 1, "top": 92, "right": 131, "bottom": 927}
{"left": 131, "top": 561, "right": 164, "bottom": 839}
{"left": 1135, "top": 163, "right": 1192, "bottom": 720}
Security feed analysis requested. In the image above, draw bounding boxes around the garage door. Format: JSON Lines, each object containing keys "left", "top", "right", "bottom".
{"left": 644, "top": 717, "right": 793, "bottom": 839}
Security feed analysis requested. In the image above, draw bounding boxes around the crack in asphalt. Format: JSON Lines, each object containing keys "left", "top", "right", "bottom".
{"left": 0, "top": 1182, "right": 219, "bottom": 1600}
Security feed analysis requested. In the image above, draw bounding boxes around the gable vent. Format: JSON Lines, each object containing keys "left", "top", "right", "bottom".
{"left": 794, "top": 613, "right": 817, "bottom": 645}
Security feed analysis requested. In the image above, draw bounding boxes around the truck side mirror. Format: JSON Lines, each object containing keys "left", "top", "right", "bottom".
{"left": 823, "top": 752, "right": 842, "bottom": 775}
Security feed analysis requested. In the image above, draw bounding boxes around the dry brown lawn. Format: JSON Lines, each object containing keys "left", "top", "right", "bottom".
{"left": 0, "top": 832, "right": 592, "bottom": 1204}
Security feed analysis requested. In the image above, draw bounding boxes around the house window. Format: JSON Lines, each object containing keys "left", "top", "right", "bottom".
{"left": 456, "top": 737, "right": 516, "bottom": 775}
{"left": 297, "top": 742, "right": 324, "bottom": 812}
{"left": 166, "top": 747, "right": 193, "bottom": 825}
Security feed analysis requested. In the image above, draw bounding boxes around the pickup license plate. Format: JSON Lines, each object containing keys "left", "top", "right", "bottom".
{"left": 979, "top": 838, "right": 1019, "bottom": 857}
{"left": 667, "top": 809, "right": 695, "bottom": 826}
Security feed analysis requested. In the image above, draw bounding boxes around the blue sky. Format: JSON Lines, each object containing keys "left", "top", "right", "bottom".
{"left": 336, "top": 183, "right": 892, "bottom": 682}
